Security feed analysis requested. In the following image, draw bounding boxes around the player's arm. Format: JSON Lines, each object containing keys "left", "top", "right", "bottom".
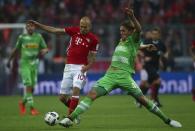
{"left": 7, "top": 48, "right": 19, "bottom": 68}
{"left": 81, "top": 52, "right": 97, "bottom": 73}
{"left": 38, "top": 34, "right": 49, "bottom": 57}
{"left": 28, "top": 20, "right": 65, "bottom": 35}
{"left": 7, "top": 34, "right": 22, "bottom": 68}
{"left": 38, "top": 48, "right": 49, "bottom": 58}
{"left": 125, "top": 8, "right": 141, "bottom": 32}
{"left": 139, "top": 44, "right": 157, "bottom": 51}
{"left": 159, "top": 43, "right": 167, "bottom": 70}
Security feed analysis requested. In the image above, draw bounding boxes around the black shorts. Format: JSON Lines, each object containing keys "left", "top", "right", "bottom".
{"left": 145, "top": 67, "right": 160, "bottom": 84}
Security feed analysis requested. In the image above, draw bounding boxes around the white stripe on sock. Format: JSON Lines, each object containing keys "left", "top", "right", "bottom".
{"left": 80, "top": 101, "right": 90, "bottom": 109}
{"left": 72, "top": 96, "right": 80, "bottom": 98}
{"left": 77, "top": 105, "right": 86, "bottom": 110}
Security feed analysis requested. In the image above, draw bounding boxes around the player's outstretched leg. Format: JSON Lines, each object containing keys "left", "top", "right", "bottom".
{"left": 135, "top": 80, "right": 149, "bottom": 108}
{"left": 59, "top": 96, "right": 93, "bottom": 127}
{"left": 137, "top": 95, "right": 182, "bottom": 128}
{"left": 74, "top": 115, "right": 81, "bottom": 125}
{"left": 168, "top": 119, "right": 182, "bottom": 128}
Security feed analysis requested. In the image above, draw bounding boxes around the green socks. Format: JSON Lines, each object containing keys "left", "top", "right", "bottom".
{"left": 146, "top": 100, "right": 169, "bottom": 123}
{"left": 23, "top": 92, "right": 34, "bottom": 108}
{"left": 70, "top": 97, "right": 93, "bottom": 120}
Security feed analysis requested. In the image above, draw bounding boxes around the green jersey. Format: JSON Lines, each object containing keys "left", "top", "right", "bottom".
{"left": 16, "top": 32, "right": 47, "bottom": 66}
{"left": 110, "top": 33, "right": 141, "bottom": 73}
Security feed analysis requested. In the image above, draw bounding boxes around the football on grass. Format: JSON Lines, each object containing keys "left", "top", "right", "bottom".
{"left": 44, "top": 111, "right": 59, "bottom": 126}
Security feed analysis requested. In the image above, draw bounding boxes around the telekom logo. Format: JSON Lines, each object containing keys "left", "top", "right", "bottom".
{"left": 75, "top": 37, "right": 82, "bottom": 45}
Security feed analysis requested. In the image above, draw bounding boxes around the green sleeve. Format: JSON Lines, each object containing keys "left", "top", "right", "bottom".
{"left": 127, "top": 33, "right": 141, "bottom": 49}
{"left": 132, "top": 31, "right": 140, "bottom": 43}
{"left": 15, "top": 35, "right": 23, "bottom": 49}
{"left": 39, "top": 34, "right": 47, "bottom": 49}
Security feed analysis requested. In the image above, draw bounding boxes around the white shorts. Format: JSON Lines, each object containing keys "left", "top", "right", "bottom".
{"left": 60, "top": 64, "right": 87, "bottom": 95}
{"left": 140, "top": 69, "right": 148, "bottom": 81}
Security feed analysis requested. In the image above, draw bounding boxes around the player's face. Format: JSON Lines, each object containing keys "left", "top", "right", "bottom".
{"left": 145, "top": 31, "right": 152, "bottom": 39}
{"left": 151, "top": 30, "right": 160, "bottom": 40}
{"left": 80, "top": 20, "right": 91, "bottom": 34}
{"left": 120, "top": 26, "right": 131, "bottom": 41}
{"left": 26, "top": 23, "right": 35, "bottom": 34}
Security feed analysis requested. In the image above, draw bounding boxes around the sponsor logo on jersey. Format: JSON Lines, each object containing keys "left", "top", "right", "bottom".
{"left": 112, "top": 56, "right": 129, "bottom": 64}
{"left": 24, "top": 43, "right": 39, "bottom": 49}
{"left": 115, "top": 46, "right": 128, "bottom": 52}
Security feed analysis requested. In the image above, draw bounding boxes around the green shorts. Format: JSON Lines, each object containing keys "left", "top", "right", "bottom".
{"left": 93, "top": 69, "right": 143, "bottom": 98}
{"left": 19, "top": 64, "right": 38, "bottom": 87}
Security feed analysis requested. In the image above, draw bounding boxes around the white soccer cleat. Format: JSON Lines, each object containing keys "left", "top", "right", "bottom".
{"left": 134, "top": 101, "right": 142, "bottom": 108}
{"left": 169, "top": 120, "right": 182, "bottom": 128}
{"left": 74, "top": 116, "right": 81, "bottom": 125}
{"left": 59, "top": 117, "right": 73, "bottom": 128}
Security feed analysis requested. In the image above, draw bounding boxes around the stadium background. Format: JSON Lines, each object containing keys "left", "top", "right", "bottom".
{"left": 0, "top": 0, "right": 195, "bottom": 95}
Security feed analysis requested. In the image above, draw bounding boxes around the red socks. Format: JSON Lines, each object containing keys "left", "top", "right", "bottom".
{"left": 151, "top": 85, "right": 159, "bottom": 101}
{"left": 68, "top": 96, "right": 79, "bottom": 115}
{"left": 64, "top": 98, "right": 71, "bottom": 107}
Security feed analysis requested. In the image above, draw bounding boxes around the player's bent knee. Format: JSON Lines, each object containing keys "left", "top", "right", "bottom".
{"left": 26, "top": 87, "right": 33, "bottom": 93}
{"left": 87, "top": 90, "right": 97, "bottom": 100}
{"left": 59, "top": 94, "right": 68, "bottom": 102}
{"left": 72, "top": 87, "right": 81, "bottom": 96}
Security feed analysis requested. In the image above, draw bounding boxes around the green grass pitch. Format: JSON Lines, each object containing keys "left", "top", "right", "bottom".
{"left": 0, "top": 95, "right": 194, "bottom": 131}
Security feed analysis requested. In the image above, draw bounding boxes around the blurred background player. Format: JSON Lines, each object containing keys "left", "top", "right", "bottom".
{"left": 7, "top": 22, "right": 48, "bottom": 115}
{"left": 59, "top": 7, "right": 182, "bottom": 128}
{"left": 137, "top": 27, "right": 167, "bottom": 107}
{"left": 190, "top": 40, "right": 195, "bottom": 101}
{"left": 28, "top": 16, "right": 99, "bottom": 123}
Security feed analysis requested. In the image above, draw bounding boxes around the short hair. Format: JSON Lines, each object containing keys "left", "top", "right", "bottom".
{"left": 152, "top": 26, "right": 161, "bottom": 34}
{"left": 80, "top": 16, "right": 91, "bottom": 26}
{"left": 121, "top": 20, "right": 134, "bottom": 31}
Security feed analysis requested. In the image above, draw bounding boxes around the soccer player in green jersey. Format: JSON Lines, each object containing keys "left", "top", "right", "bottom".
{"left": 7, "top": 22, "right": 49, "bottom": 115}
{"left": 59, "top": 7, "right": 182, "bottom": 128}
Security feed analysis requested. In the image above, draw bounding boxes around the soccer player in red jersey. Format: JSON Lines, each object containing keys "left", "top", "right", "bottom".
{"left": 29, "top": 17, "right": 99, "bottom": 123}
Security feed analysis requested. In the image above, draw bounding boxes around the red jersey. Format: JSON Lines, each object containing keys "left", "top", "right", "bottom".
{"left": 64, "top": 27, "right": 99, "bottom": 65}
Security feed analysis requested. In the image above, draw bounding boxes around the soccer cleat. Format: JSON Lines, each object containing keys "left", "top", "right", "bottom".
{"left": 59, "top": 117, "right": 73, "bottom": 128}
{"left": 134, "top": 100, "right": 142, "bottom": 108}
{"left": 18, "top": 101, "right": 26, "bottom": 115}
{"left": 74, "top": 116, "right": 81, "bottom": 125}
{"left": 168, "top": 120, "right": 182, "bottom": 128}
{"left": 30, "top": 108, "right": 40, "bottom": 116}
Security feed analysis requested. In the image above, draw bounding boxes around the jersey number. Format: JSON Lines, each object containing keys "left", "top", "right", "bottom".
{"left": 77, "top": 74, "right": 85, "bottom": 80}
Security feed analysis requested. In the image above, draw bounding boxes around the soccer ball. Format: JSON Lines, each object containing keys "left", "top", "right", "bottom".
{"left": 44, "top": 111, "right": 60, "bottom": 126}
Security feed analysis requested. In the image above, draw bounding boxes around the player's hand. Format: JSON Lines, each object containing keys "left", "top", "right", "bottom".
{"left": 146, "top": 44, "right": 157, "bottom": 51}
{"left": 27, "top": 20, "right": 39, "bottom": 27}
{"left": 124, "top": 8, "right": 134, "bottom": 18}
{"left": 81, "top": 65, "right": 89, "bottom": 73}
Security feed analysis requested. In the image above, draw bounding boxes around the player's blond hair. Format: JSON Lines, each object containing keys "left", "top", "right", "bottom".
{"left": 80, "top": 16, "right": 92, "bottom": 27}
